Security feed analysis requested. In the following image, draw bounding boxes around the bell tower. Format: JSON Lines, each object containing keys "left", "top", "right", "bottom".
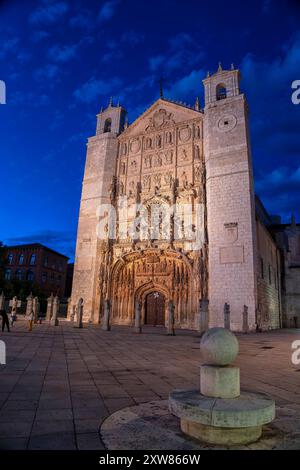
{"left": 70, "top": 99, "right": 127, "bottom": 322}
{"left": 203, "top": 65, "right": 257, "bottom": 331}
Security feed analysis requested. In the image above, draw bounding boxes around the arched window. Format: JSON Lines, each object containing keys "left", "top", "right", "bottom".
{"left": 27, "top": 270, "right": 34, "bottom": 281}
{"left": 5, "top": 269, "right": 11, "bottom": 280}
{"left": 216, "top": 83, "right": 227, "bottom": 100}
{"left": 42, "top": 272, "right": 47, "bottom": 283}
{"left": 104, "top": 118, "right": 112, "bottom": 133}
{"left": 15, "top": 269, "right": 22, "bottom": 280}
{"left": 19, "top": 254, "right": 24, "bottom": 265}
{"left": 8, "top": 254, "right": 13, "bottom": 265}
{"left": 30, "top": 254, "right": 36, "bottom": 265}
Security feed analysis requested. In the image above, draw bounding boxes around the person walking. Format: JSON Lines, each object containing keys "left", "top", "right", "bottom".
{"left": 0, "top": 309, "right": 10, "bottom": 332}
{"left": 27, "top": 309, "right": 34, "bottom": 331}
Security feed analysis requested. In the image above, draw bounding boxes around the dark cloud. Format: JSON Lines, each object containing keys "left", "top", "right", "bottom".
{"left": 5, "top": 230, "right": 76, "bottom": 260}
{"left": 29, "top": 1, "right": 69, "bottom": 25}
{"left": 98, "top": 0, "right": 119, "bottom": 23}
{"left": 73, "top": 77, "right": 122, "bottom": 104}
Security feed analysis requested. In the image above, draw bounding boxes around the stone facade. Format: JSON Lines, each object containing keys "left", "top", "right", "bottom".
{"left": 70, "top": 66, "right": 283, "bottom": 331}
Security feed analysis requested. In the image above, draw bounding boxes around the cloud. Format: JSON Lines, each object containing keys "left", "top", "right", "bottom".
{"left": 165, "top": 69, "right": 206, "bottom": 103}
{"left": 73, "top": 77, "right": 122, "bottom": 104}
{"left": 98, "top": 0, "right": 119, "bottom": 23}
{"left": 34, "top": 64, "right": 60, "bottom": 82}
{"left": 255, "top": 166, "right": 300, "bottom": 221}
{"left": 31, "top": 30, "right": 51, "bottom": 43}
{"left": 0, "top": 37, "right": 19, "bottom": 59}
{"left": 69, "top": 12, "right": 94, "bottom": 30}
{"left": 149, "top": 33, "right": 204, "bottom": 74}
{"left": 6, "top": 230, "right": 76, "bottom": 259}
{"left": 29, "top": 1, "right": 68, "bottom": 25}
{"left": 48, "top": 37, "right": 93, "bottom": 63}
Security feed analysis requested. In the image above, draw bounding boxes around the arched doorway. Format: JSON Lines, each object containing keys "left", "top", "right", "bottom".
{"left": 145, "top": 291, "right": 165, "bottom": 326}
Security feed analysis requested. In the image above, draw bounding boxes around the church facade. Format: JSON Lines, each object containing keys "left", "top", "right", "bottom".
{"left": 69, "top": 65, "right": 283, "bottom": 332}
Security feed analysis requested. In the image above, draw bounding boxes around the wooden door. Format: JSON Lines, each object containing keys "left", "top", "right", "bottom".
{"left": 145, "top": 292, "right": 165, "bottom": 326}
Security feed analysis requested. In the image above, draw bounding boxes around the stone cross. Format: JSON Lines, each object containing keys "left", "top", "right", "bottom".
{"left": 50, "top": 296, "right": 59, "bottom": 326}
{"left": 198, "top": 298, "right": 209, "bottom": 334}
{"left": 224, "top": 302, "right": 230, "bottom": 330}
{"left": 242, "top": 305, "right": 249, "bottom": 333}
{"left": 26, "top": 293, "right": 34, "bottom": 317}
{"left": 102, "top": 299, "right": 111, "bottom": 331}
{"left": 0, "top": 291, "right": 5, "bottom": 310}
{"left": 167, "top": 300, "right": 175, "bottom": 336}
{"left": 46, "top": 293, "right": 54, "bottom": 321}
{"left": 133, "top": 299, "right": 142, "bottom": 334}
{"left": 75, "top": 298, "right": 83, "bottom": 328}
{"left": 33, "top": 297, "right": 40, "bottom": 324}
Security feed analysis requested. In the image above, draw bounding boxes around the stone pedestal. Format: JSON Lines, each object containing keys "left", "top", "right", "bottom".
{"left": 46, "top": 293, "right": 54, "bottom": 321}
{"left": 133, "top": 300, "right": 142, "bottom": 334}
{"left": 102, "top": 299, "right": 111, "bottom": 331}
{"left": 167, "top": 301, "right": 175, "bottom": 336}
{"left": 169, "top": 327, "right": 275, "bottom": 445}
{"left": 50, "top": 296, "right": 59, "bottom": 326}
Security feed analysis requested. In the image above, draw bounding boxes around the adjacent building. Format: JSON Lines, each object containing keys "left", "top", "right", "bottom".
{"left": 4, "top": 243, "right": 69, "bottom": 296}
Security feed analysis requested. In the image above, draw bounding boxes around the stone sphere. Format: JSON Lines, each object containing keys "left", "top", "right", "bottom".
{"left": 200, "top": 327, "right": 239, "bottom": 366}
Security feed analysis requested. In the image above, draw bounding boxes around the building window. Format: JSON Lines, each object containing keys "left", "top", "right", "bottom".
{"left": 29, "top": 254, "right": 36, "bottom": 265}
{"left": 42, "top": 272, "right": 47, "bottom": 283}
{"left": 4, "top": 269, "right": 11, "bottom": 280}
{"left": 104, "top": 118, "right": 112, "bottom": 133}
{"left": 15, "top": 269, "right": 22, "bottom": 280}
{"left": 19, "top": 254, "right": 24, "bottom": 265}
{"left": 268, "top": 265, "right": 272, "bottom": 284}
{"left": 260, "top": 258, "right": 264, "bottom": 279}
{"left": 44, "top": 256, "right": 48, "bottom": 267}
{"left": 50, "top": 272, "right": 55, "bottom": 283}
{"left": 58, "top": 263, "right": 62, "bottom": 272}
{"left": 216, "top": 83, "right": 227, "bottom": 100}
{"left": 27, "top": 270, "right": 34, "bottom": 282}
{"left": 7, "top": 254, "right": 13, "bottom": 265}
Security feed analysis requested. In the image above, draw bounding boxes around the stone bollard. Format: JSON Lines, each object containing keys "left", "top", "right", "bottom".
{"left": 26, "top": 293, "right": 34, "bottom": 318}
{"left": 0, "top": 291, "right": 5, "bottom": 310}
{"left": 198, "top": 298, "right": 209, "bottom": 334}
{"left": 133, "top": 300, "right": 142, "bottom": 334}
{"left": 50, "top": 296, "right": 59, "bottom": 326}
{"left": 46, "top": 293, "right": 54, "bottom": 321}
{"left": 169, "top": 327, "right": 275, "bottom": 445}
{"left": 70, "top": 305, "right": 76, "bottom": 324}
{"left": 242, "top": 305, "right": 249, "bottom": 333}
{"left": 74, "top": 298, "right": 83, "bottom": 328}
{"left": 33, "top": 297, "right": 40, "bottom": 324}
{"left": 10, "top": 296, "right": 20, "bottom": 320}
{"left": 167, "top": 301, "right": 175, "bottom": 336}
{"left": 102, "top": 299, "right": 111, "bottom": 331}
{"left": 224, "top": 302, "right": 230, "bottom": 330}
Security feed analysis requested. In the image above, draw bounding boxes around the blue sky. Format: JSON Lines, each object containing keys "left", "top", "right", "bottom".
{"left": 0, "top": 0, "right": 299, "bottom": 260}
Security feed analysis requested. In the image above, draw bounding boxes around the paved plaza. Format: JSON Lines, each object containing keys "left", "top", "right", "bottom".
{"left": 0, "top": 320, "right": 299, "bottom": 450}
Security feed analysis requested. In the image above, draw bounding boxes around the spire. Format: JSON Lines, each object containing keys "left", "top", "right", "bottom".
{"left": 194, "top": 96, "right": 200, "bottom": 111}
{"left": 218, "top": 62, "right": 222, "bottom": 72}
{"left": 206, "top": 71, "right": 210, "bottom": 78}
{"left": 124, "top": 115, "right": 129, "bottom": 129}
{"left": 231, "top": 63, "right": 234, "bottom": 70}
{"left": 109, "top": 96, "right": 113, "bottom": 107}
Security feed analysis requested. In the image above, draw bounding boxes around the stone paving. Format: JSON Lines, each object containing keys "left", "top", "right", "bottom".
{"left": 0, "top": 320, "right": 299, "bottom": 450}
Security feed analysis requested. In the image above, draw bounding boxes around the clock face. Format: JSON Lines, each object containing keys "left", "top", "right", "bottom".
{"left": 217, "top": 114, "right": 237, "bottom": 132}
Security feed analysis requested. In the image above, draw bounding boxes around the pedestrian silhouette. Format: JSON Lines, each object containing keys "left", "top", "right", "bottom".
{"left": 0, "top": 309, "right": 10, "bottom": 332}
